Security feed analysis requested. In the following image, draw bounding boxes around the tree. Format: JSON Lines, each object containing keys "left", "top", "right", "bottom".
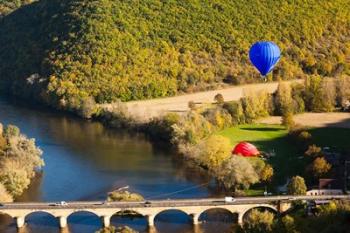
{"left": 287, "top": 176, "right": 307, "bottom": 195}
{"left": 304, "top": 144, "right": 322, "bottom": 158}
{"left": 275, "top": 82, "right": 293, "bottom": 115}
{"left": 281, "top": 111, "right": 295, "bottom": 129}
{"left": 241, "top": 209, "right": 275, "bottom": 233}
{"left": 310, "top": 157, "right": 331, "bottom": 178}
{"left": 319, "top": 79, "right": 336, "bottom": 112}
{"left": 336, "top": 75, "right": 350, "bottom": 109}
{"left": 217, "top": 156, "right": 259, "bottom": 190}
{"left": 261, "top": 164, "right": 274, "bottom": 183}
{"left": 273, "top": 215, "right": 299, "bottom": 233}
{"left": 0, "top": 169, "right": 30, "bottom": 197}
{"left": 0, "top": 183, "right": 13, "bottom": 202}
{"left": 198, "top": 135, "right": 231, "bottom": 171}
{"left": 214, "top": 93, "right": 225, "bottom": 104}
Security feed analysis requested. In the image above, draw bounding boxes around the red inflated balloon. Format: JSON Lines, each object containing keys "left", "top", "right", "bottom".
{"left": 232, "top": 142, "right": 260, "bottom": 157}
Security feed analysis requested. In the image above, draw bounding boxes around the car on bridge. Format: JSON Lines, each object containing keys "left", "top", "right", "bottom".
{"left": 225, "top": 197, "right": 236, "bottom": 203}
{"left": 50, "top": 201, "right": 68, "bottom": 206}
{"left": 144, "top": 201, "right": 152, "bottom": 207}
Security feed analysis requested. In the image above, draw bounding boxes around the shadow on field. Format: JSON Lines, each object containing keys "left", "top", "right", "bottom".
{"left": 240, "top": 127, "right": 283, "bottom": 132}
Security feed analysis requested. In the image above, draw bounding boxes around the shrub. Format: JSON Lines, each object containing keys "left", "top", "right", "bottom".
{"left": 107, "top": 190, "right": 144, "bottom": 202}
{"left": 78, "top": 96, "right": 98, "bottom": 119}
{"left": 172, "top": 111, "right": 213, "bottom": 144}
{"left": 145, "top": 113, "right": 180, "bottom": 143}
{"left": 287, "top": 176, "right": 307, "bottom": 195}
{"left": 241, "top": 91, "right": 272, "bottom": 123}
{"left": 96, "top": 226, "right": 139, "bottom": 233}
{"left": 297, "top": 131, "right": 312, "bottom": 149}
{"left": 223, "top": 101, "right": 246, "bottom": 125}
{"left": 202, "top": 108, "right": 232, "bottom": 130}
{"left": 188, "top": 101, "right": 196, "bottom": 111}
{"left": 214, "top": 93, "right": 225, "bottom": 104}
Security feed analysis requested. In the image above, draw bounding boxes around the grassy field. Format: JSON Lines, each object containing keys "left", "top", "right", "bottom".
{"left": 217, "top": 124, "right": 350, "bottom": 192}
{"left": 217, "top": 124, "right": 301, "bottom": 187}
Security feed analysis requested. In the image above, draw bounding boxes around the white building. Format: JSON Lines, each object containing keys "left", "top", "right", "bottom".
{"left": 306, "top": 189, "right": 343, "bottom": 196}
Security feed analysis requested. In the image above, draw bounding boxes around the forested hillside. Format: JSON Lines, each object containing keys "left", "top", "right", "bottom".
{"left": 0, "top": 0, "right": 34, "bottom": 16}
{"left": 0, "top": 0, "right": 349, "bottom": 112}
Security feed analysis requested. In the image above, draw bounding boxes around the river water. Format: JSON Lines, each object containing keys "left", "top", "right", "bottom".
{"left": 0, "top": 97, "right": 236, "bottom": 233}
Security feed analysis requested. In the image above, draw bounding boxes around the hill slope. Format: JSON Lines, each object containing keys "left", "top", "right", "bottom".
{"left": 0, "top": 0, "right": 349, "bottom": 111}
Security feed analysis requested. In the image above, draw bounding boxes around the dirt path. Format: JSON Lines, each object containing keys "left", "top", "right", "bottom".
{"left": 100, "top": 80, "right": 301, "bottom": 121}
{"left": 258, "top": 112, "right": 350, "bottom": 129}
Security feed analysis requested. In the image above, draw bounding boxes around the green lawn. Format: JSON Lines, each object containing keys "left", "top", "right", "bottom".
{"left": 217, "top": 124, "right": 350, "bottom": 192}
{"left": 217, "top": 124, "right": 302, "bottom": 187}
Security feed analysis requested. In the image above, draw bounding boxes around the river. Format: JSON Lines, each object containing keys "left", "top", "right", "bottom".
{"left": 0, "top": 97, "right": 236, "bottom": 233}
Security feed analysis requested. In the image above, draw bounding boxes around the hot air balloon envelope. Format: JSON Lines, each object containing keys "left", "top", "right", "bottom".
{"left": 249, "top": 41, "right": 281, "bottom": 76}
{"left": 232, "top": 142, "right": 260, "bottom": 157}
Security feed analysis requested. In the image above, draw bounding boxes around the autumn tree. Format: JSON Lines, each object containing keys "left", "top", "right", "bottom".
{"left": 217, "top": 156, "right": 259, "bottom": 190}
{"left": 241, "top": 209, "right": 275, "bottom": 233}
{"left": 0, "top": 183, "right": 13, "bottom": 202}
{"left": 304, "top": 144, "right": 322, "bottom": 158}
{"left": 198, "top": 135, "right": 231, "bottom": 172}
{"left": 260, "top": 164, "right": 274, "bottom": 183}
{"left": 310, "top": 157, "right": 331, "bottom": 178}
{"left": 282, "top": 111, "right": 295, "bottom": 129}
{"left": 275, "top": 82, "right": 293, "bottom": 115}
{"left": 287, "top": 176, "right": 307, "bottom": 195}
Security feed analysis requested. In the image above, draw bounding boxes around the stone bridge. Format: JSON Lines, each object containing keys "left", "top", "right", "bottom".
{"left": 0, "top": 195, "right": 348, "bottom": 229}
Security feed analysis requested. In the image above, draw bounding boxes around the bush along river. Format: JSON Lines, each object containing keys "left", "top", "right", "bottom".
{"left": 0, "top": 97, "right": 237, "bottom": 233}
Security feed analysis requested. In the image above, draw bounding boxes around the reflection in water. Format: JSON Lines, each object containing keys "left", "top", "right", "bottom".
{"left": 0, "top": 97, "right": 235, "bottom": 233}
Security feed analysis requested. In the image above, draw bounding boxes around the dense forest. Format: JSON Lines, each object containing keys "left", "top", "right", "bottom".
{"left": 0, "top": 0, "right": 349, "bottom": 112}
{"left": 0, "top": 0, "right": 34, "bottom": 16}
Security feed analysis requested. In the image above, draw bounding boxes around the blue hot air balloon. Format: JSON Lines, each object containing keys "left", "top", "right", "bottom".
{"left": 249, "top": 41, "right": 281, "bottom": 77}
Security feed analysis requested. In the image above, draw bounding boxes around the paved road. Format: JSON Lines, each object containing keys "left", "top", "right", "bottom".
{"left": 1, "top": 195, "right": 349, "bottom": 210}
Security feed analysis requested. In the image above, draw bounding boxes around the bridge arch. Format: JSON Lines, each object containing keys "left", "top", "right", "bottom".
{"left": 110, "top": 210, "right": 147, "bottom": 232}
{"left": 154, "top": 209, "right": 192, "bottom": 224}
{"left": 0, "top": 211, "right": 14, "bottom": 228}
{"left": 153, "top": 209, "right": 192, "bottom": 232}
{"left": 67, "top": 210, "right": 102, "bottom": 227}
{"left": 198, "top": 207, "right": 238, "bottom": 224}
{"left": 25, "top": 211, "right": 58, "bottom": 227}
